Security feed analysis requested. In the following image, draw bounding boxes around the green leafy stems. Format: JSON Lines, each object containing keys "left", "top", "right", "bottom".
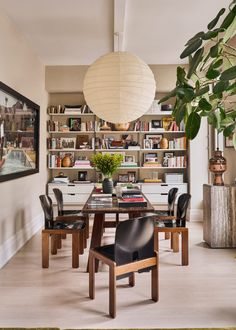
{"left": 91, "top": 153, "right": 123, "bottom": 179}
{"left": 159, "top": 1, "right": 236, "bottom": 148}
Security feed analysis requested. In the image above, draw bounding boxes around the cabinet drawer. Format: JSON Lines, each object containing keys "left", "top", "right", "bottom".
{"left": 145, "top": 193, "right": 168, "bottom": 204}
{"left": 49, "top": 193, "right": 90, "bottom": 205}
{"left": 48, "top": 183, "right": 94, "bottom": 194}
{"left": 142, "top": 183, "right": 187, "bottom": 194}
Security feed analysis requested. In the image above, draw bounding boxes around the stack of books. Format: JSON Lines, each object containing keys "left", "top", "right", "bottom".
{"left": 88, "top": 193, "right": 113, "bottom": 206}
{"left": 118, "top": 194, "right": 147, "bottom": 207}
{"left": 64, "top": 105, "right": 83, "bottom": 114}
{"left": 143, "top": 162, "right": 161, "bottom": 167}
{"left": 73, "top": 159, "right": 92, "bottom": 168}
{"left": 52, "top": 175, "right": 69, "bottom": 184}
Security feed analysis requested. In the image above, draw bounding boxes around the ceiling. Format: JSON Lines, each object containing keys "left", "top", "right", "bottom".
{"left": 0, "top": 0, "right": 231, "bottom": 65}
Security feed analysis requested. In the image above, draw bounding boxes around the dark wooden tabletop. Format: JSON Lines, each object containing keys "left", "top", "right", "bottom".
{"left": 82, "top": 189, "right": 154, "bottom": 214}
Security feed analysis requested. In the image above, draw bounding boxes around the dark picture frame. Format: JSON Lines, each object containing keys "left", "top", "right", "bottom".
{"left": 0, "top": 81, "right": 40, "bottom": 182}
{"left": 68, "top": 117, "right": 81, "bottom": 131}
{"left": 78, "top": 171, "right": 87, "bottom": 181}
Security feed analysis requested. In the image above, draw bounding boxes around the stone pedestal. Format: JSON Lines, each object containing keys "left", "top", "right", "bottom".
{"left": 203, "top": 184, "right": 236, "bottom": 248}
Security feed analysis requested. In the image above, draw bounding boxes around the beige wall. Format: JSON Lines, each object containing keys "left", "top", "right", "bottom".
{"left": 46, "top": 64, "right": 208, "bottom": 220}
{"left": 0, "top": 10, "right": 47, "bottom": 267}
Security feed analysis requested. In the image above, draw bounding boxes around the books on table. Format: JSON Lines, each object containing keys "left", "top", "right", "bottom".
{"left": 88, "top": 193, "right": 113, "bottom": 206}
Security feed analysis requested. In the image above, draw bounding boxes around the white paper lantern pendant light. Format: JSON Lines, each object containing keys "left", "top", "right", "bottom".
{"left": 83, "top": 51, "right": 156, "bottom": 124}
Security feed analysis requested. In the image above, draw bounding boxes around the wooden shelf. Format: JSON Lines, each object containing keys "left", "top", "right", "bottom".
{"left": 48, "top": 113, "right": 94, "bottom": 116}
{"left": 48, "top": 149, "right": 94, "bottom": 152}
{"left": 48, "top": 131, "right": 94, "bottom": 134}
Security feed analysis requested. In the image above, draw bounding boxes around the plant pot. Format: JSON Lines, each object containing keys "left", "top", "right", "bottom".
{"left": 102, "top": 178, "right": 113, "bottom": 194}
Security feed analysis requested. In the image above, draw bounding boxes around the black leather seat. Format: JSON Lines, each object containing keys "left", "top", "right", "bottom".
{"left": 89, "top": 215, "right": 159, "bottom": 318}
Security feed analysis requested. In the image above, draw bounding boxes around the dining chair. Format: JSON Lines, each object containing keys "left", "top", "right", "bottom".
{"left": 53, "top": 188, "right": 89, "bottom": 239}
{"left": 89, "top": 215, "right": 158, "bottom": 318}
{"left": 39, "top": 194, "right": 86, "bottom": 268}
{"left": 155, "top": 187, "right": 178, "bottom": 239}
{"left": 155, "top": 193, "right": 191, "bottom": 266}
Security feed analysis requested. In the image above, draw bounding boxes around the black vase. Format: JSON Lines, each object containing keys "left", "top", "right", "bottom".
{"left": 102, "top": 178, "right": 113, "bottom": 194}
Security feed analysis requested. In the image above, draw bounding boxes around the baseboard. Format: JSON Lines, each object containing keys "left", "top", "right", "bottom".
{"left": 190, "top": 208, "right": 203, "bottom": 221}
{"left": 0, "top": 212, "right": 43, "bottom": 269}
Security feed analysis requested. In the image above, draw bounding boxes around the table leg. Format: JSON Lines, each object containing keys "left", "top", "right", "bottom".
{"left": 87, "top": 213, "right": 105, "bottom": 272}
{"left": 128, "top": 212, "right": 141, "bottom": 219}
{"left": 181, "top": 230, "right": 189, "bottom": 266}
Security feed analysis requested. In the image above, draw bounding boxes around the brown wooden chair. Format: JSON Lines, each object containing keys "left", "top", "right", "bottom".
{"left": 89, "top": 215, "right": 159, "bottom": 318}
{"left": 154, "top": 193, "right": 191, "bottom": 266}
{"left": 53, "top": 188, "right": 90, "bottom": 239}
{"left": 39, "top": 195, "right": 86, "bottom": 268}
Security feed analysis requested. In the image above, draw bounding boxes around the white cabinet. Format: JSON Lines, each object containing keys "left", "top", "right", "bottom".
{"left": 141, "top": 183, "right": 188, "bottom": 206}
{"left": 48, "top": 183, "right": 94, "bottom": 206}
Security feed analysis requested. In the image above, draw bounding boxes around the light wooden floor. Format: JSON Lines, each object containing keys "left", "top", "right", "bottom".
{"left": 0, "top": 221, "right": 236, "bottom": 328}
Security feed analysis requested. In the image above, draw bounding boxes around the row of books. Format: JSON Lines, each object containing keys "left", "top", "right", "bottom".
{"left": 165, "top": 156, "right": 187, "bottom": 168}
{"left": 64, "top": 105, "right": 92, "bottom": 114}
{"left": 168, "top": 137, "right": 187, "bottom": 149}
{"left": 47, "top": 120, "right": 95, "bottom": 132}
{"left": 134, "top": 120, "right": 185, "bottom": 132}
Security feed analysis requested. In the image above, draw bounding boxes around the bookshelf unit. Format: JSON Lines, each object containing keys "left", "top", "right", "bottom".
{"left": 47, "top": 92, "right": 188, "bottom": 207}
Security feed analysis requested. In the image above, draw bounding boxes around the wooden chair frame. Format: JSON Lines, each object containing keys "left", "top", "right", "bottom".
{"left": 89, "top": 248, "right": 159, "bottom": 318}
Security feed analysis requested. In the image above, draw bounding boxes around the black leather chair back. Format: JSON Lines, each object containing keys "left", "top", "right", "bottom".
{"left": 176, "top": 193, "right": 191, "bottom": 227}
{"left": 167, "top": 187, "right": 178, "bottom": 215}
{"left": 39, "top": 195, "right": 54, "bottom": 229}
{"left": 114, "top": 216, "right": 154, "bottom": 270}
{"left": 53, "top": 188, "right": 64, "bottom": 216}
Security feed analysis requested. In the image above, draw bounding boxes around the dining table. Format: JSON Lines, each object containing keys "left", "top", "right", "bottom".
{"left": 82, "top": 189, "right": 155, "bottom": 272}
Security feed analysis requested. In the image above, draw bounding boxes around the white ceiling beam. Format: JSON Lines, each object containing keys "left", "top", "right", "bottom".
{"left": 114, "top": 0, "right": 127, "bottom": 51}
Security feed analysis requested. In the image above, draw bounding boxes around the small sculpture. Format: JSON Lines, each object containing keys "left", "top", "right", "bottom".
{"left": 209, "top": 149, "right": 227, "bottom": 186}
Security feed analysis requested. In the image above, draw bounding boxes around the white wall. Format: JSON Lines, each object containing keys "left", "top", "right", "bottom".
{"left": 0, "top": 9, "right": 47, "bottom": 268}
{"left": 189, "top": 118, "right": 209, "bottom": 220}
{"left": 46, "top": 64, "right": 208, "bottom": 221}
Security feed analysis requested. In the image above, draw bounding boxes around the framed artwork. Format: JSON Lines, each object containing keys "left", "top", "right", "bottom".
{"left": 118, "top": 174, "right": 129, "bottom": 182}
{"left": 143, "top": 138, "right": 153, "bottom": 149}
{"left": 61, "top": 137, "right": 76, "bottom": 149}
{"left": 144, "top": 153, "right": 158, "bottom": 163}
{"left": 68, "top": 117, "right": 81, "bottom": 131}
{"left": 124, "top": 155, "right": 135, "bottom": 163}
{"left": 0, "top": 81, "right": 39, "bottom": 182}
{"left": 128, "top": 171, "right": 136, "bottom": 183}
{"left": 225, "top": 134, "right": 234, "bottom": 148}
{"left": 163, "top": 152, "right": 174, "bottom": 167}
{"left": 78, "top": 171, "right": 87, "bottom": 181}
{"left": 145, "top": 134, "right": 163, "bottom": 149}
{"left": 150, "top": 119, "right": 163, "bottom": 131}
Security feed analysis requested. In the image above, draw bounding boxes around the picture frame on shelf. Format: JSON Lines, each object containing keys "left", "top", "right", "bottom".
{"left": 163, "top": 152, "right": 174, "bottom": 167}
{"left": 144, "top": 153, "right": 158, "bottom": 163}
{"left": 118, "top": 174, "right": 129, "bottom": 182}
{"left": 225, "top": 134, "right": 234, "bottom": 148}
{"left": 124, "top": 155, "right": 135, "bottom": 163}
{"left": 145, "top": 134, "right": 163, "bottom": 149}
{"left": 143, "top": 138, "right": 153, "bottom": 149}
{"left": 61, "top": 137, "right": 76, "bottom": 149}
{"left": 68, "top": 117, "right": 81, "bottom": 131}
{"left": 128, "top": 171, "right": 136, "bottom": 183}
{"left": 78, "top": 171, "right": 87, "bottom": 181}
{"left": 76, "top": 134, "right": 89, "bottom": 149}
{"left": 150, "top": 119, "right": 163, "bottom": 131}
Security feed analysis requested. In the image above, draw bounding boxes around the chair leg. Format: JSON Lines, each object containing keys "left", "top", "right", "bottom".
{"left": 151, "top": 253, "right": 159, "bottom": 302}
{"left": 79, "top": 231, "right": 84, "bottom": 254}
{"left": 56, "top": 234, "right": 62, "bottom": 249}
{"left": 129, "top": 272, "right": 135, "bottom": 287}
{"left": 109, "top": 265, "right": 116, "bottom": 318}
{"left": 51, "top": 235, "right": 58, "bottom": 255}
{"left": 89, "top": 252, "right": 95, "bottom": 299}
{"left": 116, "top": 213, "right": 119, "bottom": 226}
{"left": 42, "top": 232, "right": 49, "bottom": 268}
{"left": 171, "top": 232, "right": 174, "bottom": 249}
{"left": 172, "top": 232, "right": 179, "bottom": 252}
{"left": 181, "top": 230, "right": 189, "bottom": 266}
{"left": 165, "top": 232, "right": 170, "bottom": 240}
{"left": 72, "top": 233, "right": 79, "bottom": 268}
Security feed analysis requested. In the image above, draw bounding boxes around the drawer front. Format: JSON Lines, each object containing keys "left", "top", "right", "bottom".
{"left": 145, "top": 193, "right": 168, "bottom": 204}
{"left": 48, "top": 183, "right": 94, "bottom": 194}
{"left": 142, "top": 183, "right": 187, "bottom": 194}
{"left": 49, "top": 193, "right": 90, "bottom": 205}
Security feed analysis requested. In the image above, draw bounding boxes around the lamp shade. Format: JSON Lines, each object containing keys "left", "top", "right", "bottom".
{"left": 83, "top": 51, "right": 156, "bottom": 123}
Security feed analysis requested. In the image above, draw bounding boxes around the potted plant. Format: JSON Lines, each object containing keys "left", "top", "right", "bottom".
{"left": 160, "top": 1, "right": 236, "bottom": 147}
{"left": 91, "top": 153, "right": 123, "bottom": 193}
